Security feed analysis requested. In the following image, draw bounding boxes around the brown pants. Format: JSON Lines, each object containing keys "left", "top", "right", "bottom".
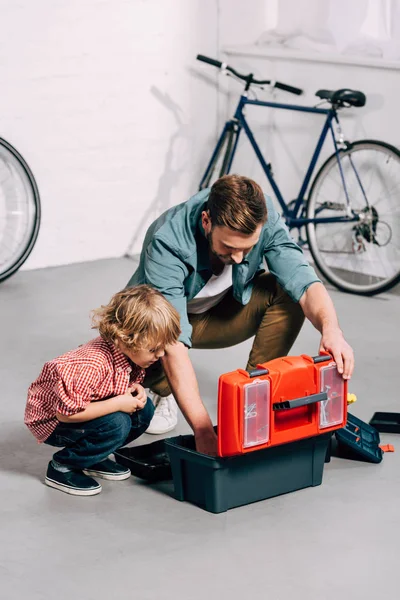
{"left": 144, "top": 273, "right": 305, "bottom": 396}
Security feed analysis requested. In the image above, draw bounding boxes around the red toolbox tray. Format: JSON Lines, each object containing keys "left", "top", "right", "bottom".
{"left": 217, "top": 352, "right": 347, "bottom": 457}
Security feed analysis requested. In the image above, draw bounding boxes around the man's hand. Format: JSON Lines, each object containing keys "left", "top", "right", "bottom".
{"left": 118, "top": 384, "right": 147, "bottom": 414}
{"left": 195, "top": 427, "right": 218, "bottom": 456}
{"left": 299, "top": 282, "right": 355, "bottom": 380}
{"left": 319, "top": 328, "right": 354, "bottom": 380}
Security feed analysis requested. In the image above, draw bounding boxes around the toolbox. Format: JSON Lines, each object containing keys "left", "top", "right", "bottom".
{"left": 217, "top": 352, "right": 347, "bottom": 456}
{"left": 164, "top": 352, "right": 347, "bottom": 512}
{"left": 115, "top": 353, "right": 349, "bottom": 512}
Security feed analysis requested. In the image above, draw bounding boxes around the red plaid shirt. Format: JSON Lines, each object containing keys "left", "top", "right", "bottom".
{"left": 25, "top": 336, "right": 145, "bottom": 443}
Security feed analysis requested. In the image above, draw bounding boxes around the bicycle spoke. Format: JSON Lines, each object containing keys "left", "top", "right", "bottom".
{"left": 307, "top": 141, "right": 400, "bottom": 294}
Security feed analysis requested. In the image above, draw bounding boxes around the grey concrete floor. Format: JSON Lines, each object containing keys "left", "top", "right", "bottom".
{"left": 1, "top": 257, "right": 399, "bottom": 600}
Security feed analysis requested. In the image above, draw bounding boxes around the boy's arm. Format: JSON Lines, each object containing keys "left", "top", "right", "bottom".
{"left": 56, "top": 384, "right": 147, "bottom": 422}
{"left": 56, "top": 396, "right": 121, "bottom": 423}
{"left": 162, "top": 342, "right": 217, "bottom": 455}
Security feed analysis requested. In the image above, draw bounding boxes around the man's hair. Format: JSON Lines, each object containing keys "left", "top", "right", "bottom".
{"left": 92, "top": 285, "right": 181, "bottom": 350}
{"left": 206, "top": 174, "right": 267, "bottom": 234}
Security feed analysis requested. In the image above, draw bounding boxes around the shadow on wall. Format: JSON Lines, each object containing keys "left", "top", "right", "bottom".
{"left": 124, "top": 66, "right": 228, "bottom": 257}
{"left": 124, "top": 86, "right": 191, "bottom": 258}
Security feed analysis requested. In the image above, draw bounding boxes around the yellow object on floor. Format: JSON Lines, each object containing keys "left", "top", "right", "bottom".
{"left": 347, "top": 393, "right": 357, "bottom": 405}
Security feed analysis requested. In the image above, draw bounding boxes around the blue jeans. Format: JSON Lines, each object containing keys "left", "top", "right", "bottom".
{"left": 44, "top": 399, "right": 154, "bottom": 470}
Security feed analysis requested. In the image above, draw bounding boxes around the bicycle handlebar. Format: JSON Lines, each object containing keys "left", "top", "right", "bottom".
{"left": 274, "top": 81, "right": 304, "bottom": 95}
{"left": 196, "top": 54, "right": 303, "bottom": 96}
{"left": 197, "top": 55, "right": 224, "bottom": 69}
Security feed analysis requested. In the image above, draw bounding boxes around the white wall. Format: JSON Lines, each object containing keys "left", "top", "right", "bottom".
{"left": 2, "top": 0, "right": 399, "bottom": 272}
{"left": 218, "top": 0, "right": 268, "bottom": 47}
{"left": 0, "top": 0, "right": 219, "bottom": 269}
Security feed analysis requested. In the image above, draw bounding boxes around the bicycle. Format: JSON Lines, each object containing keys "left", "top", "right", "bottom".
{"left": 0, "top": 137, "right": 40, "bottom": 283}
{"left": 197, "top": 54, "right": 400, "bottom": 296}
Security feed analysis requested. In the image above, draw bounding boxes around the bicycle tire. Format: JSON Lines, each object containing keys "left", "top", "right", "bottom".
{"left": 200, "top": 124, "right": 237, "bottom": 189}
{"left": 0, "top": 137, "right": 41, "bottom": 283}
{"left": 306, "top": 139, "right": 400, "bottom": 295}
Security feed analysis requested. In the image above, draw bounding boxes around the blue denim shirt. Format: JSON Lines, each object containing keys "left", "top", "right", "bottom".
{"left": 127, "top": 188, "right": 320, "bottom": 347}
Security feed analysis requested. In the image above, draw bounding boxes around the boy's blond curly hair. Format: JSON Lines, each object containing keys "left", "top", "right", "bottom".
{"left": 92, "top": 285, "right": 181, "bottom": 350}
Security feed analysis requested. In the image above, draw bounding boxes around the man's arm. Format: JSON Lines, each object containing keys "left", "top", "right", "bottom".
{"left": 162, "top": 341, "right": 217, "bottom": 455}
{"left": 138, "top": 238, "right": 217, "bottom": 454}
{"left": 262, "top": 198, "right": 354, "bottom": 378}
{"left": 299, "top": 282, "right": 354, "bottom": 379}
{"left": 143, "top": 240, "right": 193, "bottom": 348}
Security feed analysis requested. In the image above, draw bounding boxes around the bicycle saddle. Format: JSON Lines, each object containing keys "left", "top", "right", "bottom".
{"left": 316, "top": 89, "right": 366, "bottom": 107}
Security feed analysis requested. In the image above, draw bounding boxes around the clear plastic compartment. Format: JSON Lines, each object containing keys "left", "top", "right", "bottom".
{"left": 319, "top": 363, "right": 345, "bottom": 429}
{"left": 243, "top": 379, "right": 270, "bottom": 448}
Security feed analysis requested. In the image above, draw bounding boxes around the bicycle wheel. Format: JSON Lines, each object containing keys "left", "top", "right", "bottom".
{"left": 306, "top": 140, "right": 400, "bottom": 295}
{"left": 199, "top": 123, "right": 238, "bottom": 190}
{"left": 0, "top": 137, "right": 40, "bottom": 283}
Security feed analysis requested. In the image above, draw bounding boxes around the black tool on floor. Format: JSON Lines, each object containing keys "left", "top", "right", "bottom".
{"left": 369, "top": 412, "right": 400, "bottom": 434}
{"left": 114, "top": 439, "right": 172, "bottom": 482}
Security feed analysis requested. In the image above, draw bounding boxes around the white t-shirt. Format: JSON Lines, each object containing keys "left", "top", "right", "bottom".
{"left": 187, "top": 265, "right": 233, "bottom": 314}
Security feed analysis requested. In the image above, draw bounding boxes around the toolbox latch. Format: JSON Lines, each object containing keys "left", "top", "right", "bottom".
{"left": 379, "top": 444, "right": 395, "bottom": 453}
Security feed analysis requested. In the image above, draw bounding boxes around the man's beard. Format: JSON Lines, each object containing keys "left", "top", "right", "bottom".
{"left": 206, "top": 231, "right": 235, "bottom": 265}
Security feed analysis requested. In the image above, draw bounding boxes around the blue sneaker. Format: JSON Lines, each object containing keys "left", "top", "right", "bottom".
{"left": 45, "top": 462, "right": 102, "bottom": 496}
{"left": 83, "top": 458, "right": 131, "bottom": 481}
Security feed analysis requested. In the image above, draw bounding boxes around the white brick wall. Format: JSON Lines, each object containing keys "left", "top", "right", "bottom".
{"left": 0, "top": 0, "right": 220, "bottom": 269}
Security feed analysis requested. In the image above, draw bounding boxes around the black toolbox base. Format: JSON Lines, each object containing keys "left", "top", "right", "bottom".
{"left": 165, "top": 433, "right": 332, "bottom": 514}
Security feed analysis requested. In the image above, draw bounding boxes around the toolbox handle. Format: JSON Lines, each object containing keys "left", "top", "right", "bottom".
{"left": 247, "top": 367, "right": 269, "bottom": 377}
{"left": 312, "top": 354, "right": 333, "bottom": 364}
{"left": 273, "top": 391, "right": 328, "bottom": 411}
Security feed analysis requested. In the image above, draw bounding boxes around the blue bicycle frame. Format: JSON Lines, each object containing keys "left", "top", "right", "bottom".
{"left": 199, "top": 95, "right": 360, "bottom": 228}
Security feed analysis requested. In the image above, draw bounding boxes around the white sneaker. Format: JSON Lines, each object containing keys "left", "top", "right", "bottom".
{"left": 146, "top": 393, "right": 178, "bottom": 435}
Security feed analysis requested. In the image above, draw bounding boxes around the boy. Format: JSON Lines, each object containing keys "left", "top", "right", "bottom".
{"left": 25, "top": 285, "right": 181, "bottom": 497}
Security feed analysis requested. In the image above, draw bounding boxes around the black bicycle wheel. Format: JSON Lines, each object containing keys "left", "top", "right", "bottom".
{"left": 200, "top": 124, "right": 237, "bottom": 190}
{"left": 306, "top": 140, "right": 400, "bottom": 295}
{"left": 0, "top": 137, "right": 41, "bottom": 283}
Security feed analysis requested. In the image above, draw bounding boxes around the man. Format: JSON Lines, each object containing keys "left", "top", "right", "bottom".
{"left": 128, "top": 175, "right": 354, "bottom": 455}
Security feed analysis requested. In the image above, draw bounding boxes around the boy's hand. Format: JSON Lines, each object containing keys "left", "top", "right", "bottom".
{"left": 118, "top": 384, "right": 147, "bottom": 414}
